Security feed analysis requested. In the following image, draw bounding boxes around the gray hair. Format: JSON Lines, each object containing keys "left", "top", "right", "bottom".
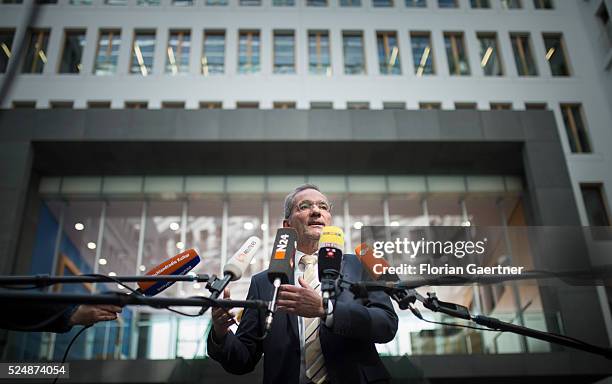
{"left": 283, "top": 183, "right": 322, "bottom": 219}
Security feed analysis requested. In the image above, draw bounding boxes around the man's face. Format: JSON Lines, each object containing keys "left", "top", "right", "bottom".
{"left": 283, "top": 189, "right": 332, "bottom": 243}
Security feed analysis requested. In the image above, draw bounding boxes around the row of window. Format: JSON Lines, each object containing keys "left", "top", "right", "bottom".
{"left": 0, "top": 0, "right": 554, "bottom": 9}
{"left": 9, "top": 100, "right": 591, "bottom": 154}
{"left": 0, "top": 28, "right": 571, "bottom": 77}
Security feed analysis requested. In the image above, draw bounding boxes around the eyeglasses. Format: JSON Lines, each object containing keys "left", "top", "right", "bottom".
{"left": 295, "top": 200, "right": 332, "bottom": 213}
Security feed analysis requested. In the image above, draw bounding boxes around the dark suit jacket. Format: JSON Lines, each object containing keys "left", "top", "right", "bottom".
{"left": 1, "top": 302, "right": 77, "bottom": 333}
{"left": 207, "top": 254, "right": 398, "bottom": 384}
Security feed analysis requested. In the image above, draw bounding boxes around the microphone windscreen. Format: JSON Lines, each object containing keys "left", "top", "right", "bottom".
{"left": 267, "top": 228, "right": 298, "bottom": 284}
{"left": 318, "top": 226, "right": 344, "bottom": 253}
{"left": 138, "top": 248, "right": 201, "bottom": 296}
{"left": 318, "top": 226, "right": 344, "bottom": 276}
{"left": 355, "top": 243, "right": 398, "bottom": 282}
{"left": 223, "top": 236, "right": 262, "bottom": 281}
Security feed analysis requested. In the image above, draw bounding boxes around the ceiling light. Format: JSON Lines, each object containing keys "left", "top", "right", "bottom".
{"left": 390, "top": 221, "right": 399, "bottom": 227}
{"left": 74, "top": 222, "right": 84, "bottom": 231}
{"left": 243, "top": 222, "right": 254, "bottom": 230}
{"left": 108, "top": 272, "right": 116, "bottom": 277}
{"left": 353, "top": 221, "right": 363, "bottom": 230}
{"left": 98, "top": 258, "right": 107, "bottom": 265}
{"left": 87, "top": 242, "right": 96, "bottom": 250}
{"left": 170, "top": 222, "right": 180, "bottom": 231}
{"left": 176, "top": 241, "right": 184, "bottom": 249}
{"left": 139, "top": 265, "right": 146, "bottom": 272}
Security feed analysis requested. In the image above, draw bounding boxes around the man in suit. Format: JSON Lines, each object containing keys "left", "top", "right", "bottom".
{"left": 207, "top": 184, "right": 398, "bottom": 384}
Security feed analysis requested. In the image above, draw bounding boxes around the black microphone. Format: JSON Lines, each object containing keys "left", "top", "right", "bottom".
{"left": 317, "top": 226, "right": 344, "bottom": 314}
{"left": 264, "top": 228, "right": 298, "bottom": 333}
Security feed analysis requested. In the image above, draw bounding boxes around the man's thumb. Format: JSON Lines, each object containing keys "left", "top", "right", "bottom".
{"left": 223, "top": 288, "right": 231, "bottom": 299}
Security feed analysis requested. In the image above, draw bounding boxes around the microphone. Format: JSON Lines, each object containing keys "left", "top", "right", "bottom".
{"left": 264, "top": 228, "right": 298, "bottom": 333}
{"left": 317, "top": 226, "right": 344, "bottom": 314}
{"left": 207, "top": 236, "right": 262, "bottom": 300}
{"left": 137, "top": 248, "right": 201, "bottom": 297}
{"left": 353, "top": 243, "right": 421, "bottom": 312}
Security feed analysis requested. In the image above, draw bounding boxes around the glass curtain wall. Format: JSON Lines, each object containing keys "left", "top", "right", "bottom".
{"left": 25, "top": 174, "right": 554, "bottom": 360}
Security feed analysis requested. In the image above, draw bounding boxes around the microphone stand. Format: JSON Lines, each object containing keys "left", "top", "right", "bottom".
{"left": 0, "top": 290, "right": 268, "bottom": 310}
{"left": 0, "top": 274, "right": 211, "bottom": 288}
{"left": 344, "top": 278, "right": 612, "bottom": 360}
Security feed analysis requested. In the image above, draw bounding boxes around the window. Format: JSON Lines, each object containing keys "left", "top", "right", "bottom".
{"left": 405, "top": 0, "right": 426, "bottom": 7}
{"left": 438, "top": 0, "right": 457, "bottom": 8}
{"left": 236, "top": 102, "right": 259, "bottom": 109}
{"left": 59, "top": 30, "right": 86, "bottom": 74}
{"left": 50, "top": 101, "right": 74, "bottom": 108}
{"left": 36, "top": 0, "right": 57, "bottom": 3}
{"left": 172, "top": 0, "right": 192, "bottom": 4}
{"left": 22, "top": 29, "right": 49, "bottom": 74}
{"left": 383, "top": 102, "right": 406, "bottom": 109}
{"left": 105, "top": 0, "right": 127, "bottom": 4}
{"left": 411, "top": 32, "right": 435, "bottom": 76}
{"left": 477, "top": 33, "right": 503, "bottom": 76}
{"left": 240, "top": 0, "right": 261, "bottom": 5}
{"left": 343, "top": 32, "right": 366, "bottom": 74}
{"left": 125, "top": 101, "right": 148, "bottom": 109}
{"left": 273, "top": 31, "right": 295, "bottom": 74}
{"left": 200, "top": 101, "right": 222, "bottom": 109}
{"left": 161, "top": 101, "right": 185, "bottom": 109}
{"left": 580, "top": 184, "right": 610, "bottom": 226}
{"left": 490, "top": 102, "right": 512, "bottom": 110}
{"left": 0, "top": 30, "right": 15, "bottom": 74}
{"left": 339, "top": 0, "right": 361, "bottom": 5}
{"left": 88, "top": 101, "right": 111, "bottom": 108}
{"left": 166, "top": 30, "right": 190, "bottom": 75}
{"left": 310, "top": 101, "right": 333, "bottom": 109}
{"left": 206, "top": 0, "right": 227, "bottom": 4}
{"left": 309, "top": 31, "right": 331, "bottom": 75}
{"left": 470, "top": 0, "right": 489, "bottom": 8}
{"left": 533, "top": 0, "right": 552, "bottom": 9}
{"left": 137, "top": 0, "right": 159, "bottom": 4}
{"left": 273, "top": 101, "right": 296, "bottom": 109}
{"left": 455, "top": 102, "right": 477, "bottom": 109}
{"left": 94, "top": 30, "right": 121, "bottom": 75}
{"left": 419, "top": 102, "right": 441, "bottom": 109}
{"left": 347, "top": 102, "right": 369, "bottom": 109}
{"left": 560, "top": 104, "right": 591, "bottom": 153}
{"left": 238, "top": 31, "right": 260, "bottom": 74}
{"left": 273, "top": 0, "right": 294, "bottom": 5}
{"left": 525, "top": 102, "right": 547, "bottom": 110}
{"left": 444, "top": 32, "right": 470, "bottom": 75}
{"left": 511, "top": 33, "right": 537, "bottom": 76}
{"left": 377, "top": 31, "right": 401, "bottom": 75}
{"left": 202, "top": 31, "right": 225, "bottom": 75}
{"left": 2, "top": 0, "right": 24, "bottom": 3}
{"left": 12, "top": 101, "right": 36, "bottom": 108}
{"left": 130, "top": 31, "right": 156, "bottom": 76}
{"left": 307, "top": 0, "right": 327, "bottom": 5}
{"left": 543, "top": 33, "right": 570, "bottom": 76}
{"left": 372, "top": 0, "right": 392, "bottom": 7}
{"left": 501, "top": 0, "right": 520, "bottom": 8}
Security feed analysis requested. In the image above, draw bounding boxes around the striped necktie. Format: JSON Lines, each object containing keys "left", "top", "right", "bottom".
{"left": 299, "top": 254, "right": 328, "bottom": 384}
